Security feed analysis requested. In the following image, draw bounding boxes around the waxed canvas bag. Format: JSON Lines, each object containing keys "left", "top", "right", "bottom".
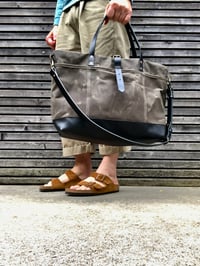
{"left": 50, "top": 17, "right": 173, "bottom": 146}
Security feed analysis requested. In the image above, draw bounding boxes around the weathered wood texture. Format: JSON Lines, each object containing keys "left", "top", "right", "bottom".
{"left": 0, "top": 0, "right": 200, "bottom": 185}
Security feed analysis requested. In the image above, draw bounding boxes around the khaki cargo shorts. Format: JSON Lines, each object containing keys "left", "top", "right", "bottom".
{"left": 55, "top": 0, "right": 132, "bottom": 156}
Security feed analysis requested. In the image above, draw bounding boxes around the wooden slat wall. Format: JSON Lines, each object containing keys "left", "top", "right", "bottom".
{"left": 0, "top": 0, "right": 200, "bottom": 186}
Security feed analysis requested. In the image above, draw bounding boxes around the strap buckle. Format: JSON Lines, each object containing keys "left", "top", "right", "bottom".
{"left": 113, "top": 55, "right": 125, "bottom": 93}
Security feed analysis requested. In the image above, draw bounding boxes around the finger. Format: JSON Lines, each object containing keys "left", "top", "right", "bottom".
{"left": 117, "top": 12, "right": 131, "bottom": 24}
{"left": 105, "top": 5, "right": 115, "bottom": 20}
{"left": 52, "top": 32, "right": 57, "bottom": 41}
{"left": 123, "top": 13, "right": 132, "bottom": 24}
{"left": 104, "top": 17, "right": 109, "bottom": 25}
{"left": 45, "top": 37, "right": 56, "bottom": 49}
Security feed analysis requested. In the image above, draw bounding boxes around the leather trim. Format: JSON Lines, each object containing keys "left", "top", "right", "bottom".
{"left": 53, "top": 117, "right": 167, "bottom": 146}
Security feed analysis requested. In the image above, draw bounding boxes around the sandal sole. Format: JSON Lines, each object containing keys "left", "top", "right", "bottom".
{"left": 65, "top": 186, "right": 119, "bottom": 196}
{"left": 39, "top": 187, "right": 65, "bottom": 192}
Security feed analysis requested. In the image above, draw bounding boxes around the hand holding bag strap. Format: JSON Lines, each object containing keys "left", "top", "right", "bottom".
{"left": 88, "top": 16, "right": 143, "bottom": 92}
{"left": 88, "top": 16, "right": 142, "bottom": 68}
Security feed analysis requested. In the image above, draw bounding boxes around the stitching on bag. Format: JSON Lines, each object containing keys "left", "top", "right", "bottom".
{"left": 55, "top": 63, "right": 169, "bottom": 81}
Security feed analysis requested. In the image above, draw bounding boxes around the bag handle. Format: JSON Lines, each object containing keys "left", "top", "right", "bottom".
{"left": 50, "top": 65, "right": 173, "bottom": 146}
{"left": 88, "top": 16, "right": 144, "bottom": 71}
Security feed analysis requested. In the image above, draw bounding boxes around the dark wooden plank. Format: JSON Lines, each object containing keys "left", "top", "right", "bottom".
{"left": 132, "top": 11, "right": 200, "bottom": 18}
{"left": 0, "top": 25, "right": 51, "bottom": 32}
{"left": 0, "top": 82, "right": 50, "bottom": 89}
{"left": 1, "top": 57, "right": 49, "bottom": 64}
{"left": 0, "top": 33, "right": 49, "bottom": 40}
{"left": 1, "top": 141, "right": 200, "bottom": 151}
{"left": 0, "top": 2, "right": 56, "bottom": 8}
{"left": 0, "top": 168, "right": 200, "bottom": 179}
{"left": 0, "top": 17, "right": 52, "bottom": 24}
{"left": 1, "top": 73, "right": 50, "bottom": 81}
{"left": 0, "top": 115, "right": 52, "bottom": 123}
{"left": 1, "top": 158, "right": 200, "bottom": 169}
{"left": 0, "top": 90, "right": 50, "bottom": 97}
{"left": 134, "top": 2, "right": 200, "bottom": 9}
{"left": 0, "top": 48, "right": 50, "bottom": 56}
{"left": 1, "top": 149, "right": 200, "bottom": 159}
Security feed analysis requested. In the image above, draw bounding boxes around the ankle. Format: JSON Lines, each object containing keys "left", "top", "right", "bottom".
{"left": 95, "top": 153, "right": 119, "bottom": 181}
{"left": 71, "top": 166, "right": 91, "bottom": 179}
{"left": 72, "top": 153, "right": 92, "bottom": 179}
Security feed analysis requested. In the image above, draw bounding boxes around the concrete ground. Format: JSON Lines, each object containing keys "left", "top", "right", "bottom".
{"left": 0, "top": 185, "right": 200, "bottom": 266}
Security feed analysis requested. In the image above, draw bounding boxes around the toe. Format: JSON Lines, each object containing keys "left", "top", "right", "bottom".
{"left": 70, "top": 185, "right": 91, "bottom": 191}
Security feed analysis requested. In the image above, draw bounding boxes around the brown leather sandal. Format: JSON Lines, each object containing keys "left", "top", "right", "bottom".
{"left": 65, "top": 172, "right": 119, "bottom": 196}
{"left": 39, "top": 170, "right": 81, "bottom": 192}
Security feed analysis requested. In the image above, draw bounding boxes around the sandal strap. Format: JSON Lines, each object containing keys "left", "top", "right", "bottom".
{"left": 51, "top": 178, "right": 64, "bottom": 186}
{"left": 91, "top": 172, "right": 113, "bottom": 185}
{"left": 50, "top": 170, "right": 80, "bottom": 186}
{"left": 77, "top": 180, "right": 96, "bottom": 188}
{"left": 77, "top": 180, "right": 105, "bottom": 190}
{"left": 76, "top": 172, "right": 114, "bottom": 190}
{"left": 64, "top": 170, "right": 80, "bottom": 181}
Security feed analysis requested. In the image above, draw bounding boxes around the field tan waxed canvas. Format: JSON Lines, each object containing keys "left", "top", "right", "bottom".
{"left": 50, "top": 19, "right": 173, "bottom": 146}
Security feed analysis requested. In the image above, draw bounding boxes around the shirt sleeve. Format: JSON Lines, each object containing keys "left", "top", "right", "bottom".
{"left": 53, "top": 0, "right": 65, "bottom": 26}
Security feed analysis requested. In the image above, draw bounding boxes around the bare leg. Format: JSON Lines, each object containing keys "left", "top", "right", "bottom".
{"left": 70, "top": 153, "right": 119, "bottom": 190}
{"left": 71, "top": 153, "right": 92, "bottom": 179}
{"left": 43, "top": 153, "right": 92, "bottom": 187}
{"left": 95, "top": 153, "right": 119, "bottom": 184}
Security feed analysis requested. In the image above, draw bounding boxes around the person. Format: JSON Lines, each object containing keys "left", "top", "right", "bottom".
{"left": 39, "top": 0, "right": 133, "bottom": 196}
